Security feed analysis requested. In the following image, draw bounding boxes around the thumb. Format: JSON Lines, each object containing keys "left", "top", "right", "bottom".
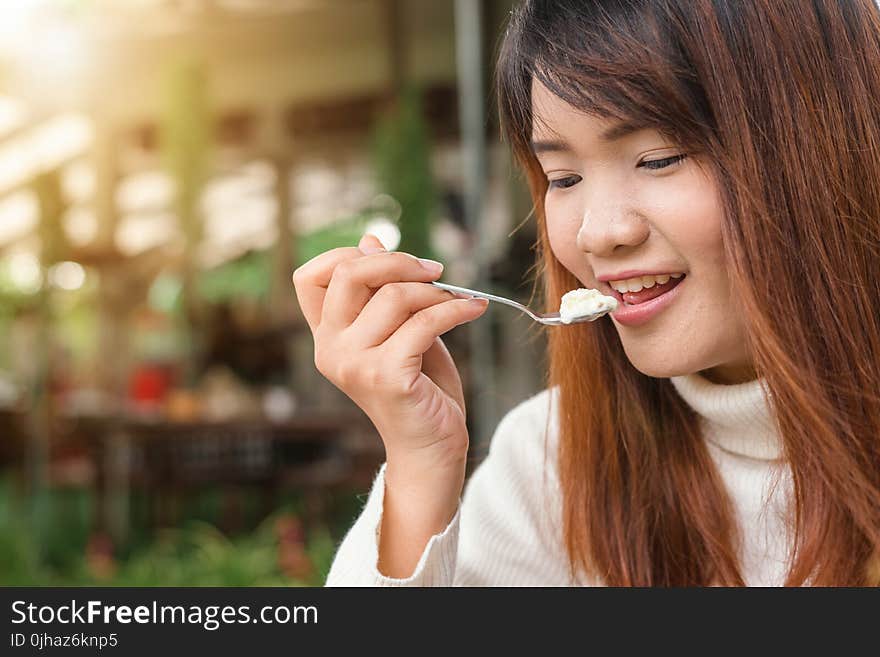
{"left": 358, "top": 233, "right": 386, "bottom": 253}
{"left": 421, "top": 337, "right": 466, "bottom": 415}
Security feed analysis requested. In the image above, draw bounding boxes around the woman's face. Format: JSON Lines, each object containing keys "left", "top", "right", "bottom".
{"left": 532, "top": 79, "right": 754, "bottom": 384}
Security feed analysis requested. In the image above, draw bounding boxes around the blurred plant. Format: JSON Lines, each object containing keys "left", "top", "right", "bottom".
{"left": 95, "top": 514, "right": 336, "bottom": 587}
{"left": 0, "top": 480, "right": 95, "bottom": 585}
{"left": 195, "top": 212, "right": 373, "bottom": 303}
{"left": 109, "top": 521, "right": 289, "bottom": 587}
{"left": 372, "top": 85, "right": 437, "bottom": 260}
{"left": 275, "top": 512, "right": 313, "bottom": 581}
{"left": 0, "top": 477, "right": 340, "bottom": 586}
{"left": 85, "top": 531, "right": 117, "bottom": 581}
{"left": 294, "top": 212, "right": 370, "bottom": 266}
{"left": 198, "top": 250, "right": 271, "bottom": 303}
{"left": 0, "top": 479, "right": 48, "bottom": 585}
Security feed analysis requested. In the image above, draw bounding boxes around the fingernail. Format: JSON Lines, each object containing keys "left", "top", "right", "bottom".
{"left": 360, "top": 246, "right": 385, "bottom": 255}
{"left": 468, "top": 298, "right": 489, "bottom": 308}
{"left": 417, "top": 258, "right": 444, "bottom": 273}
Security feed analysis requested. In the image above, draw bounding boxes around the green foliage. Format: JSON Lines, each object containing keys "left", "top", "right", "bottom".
{"left": 0, "top": 481, "right": 48, "bottom": 585}
{"left": 39, "top": 487, "right": 94, "bottom": 576}
{"left": 198, "top": 251, "right": 272, "bottom": 303}
{"left": 294, "top": 213, "right": 370, "bottom": 267}
{"left": 372, "top": 85, "right": 437, "bottom": 260}
{"left": 0, "top": 478, "right": 344, "bottom": 587}
{"left": 107, "top": 521, "right": 291, "bottom": 587}
{"left": 192, "top": 212, "right": 370, "bottom": 305}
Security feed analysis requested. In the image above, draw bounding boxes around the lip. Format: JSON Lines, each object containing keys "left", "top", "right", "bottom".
{"left": 597, "top": 269, "right": 686, "bottom": 283}
{"left": 609, "top": 274, "right": 687, "bottom": 327}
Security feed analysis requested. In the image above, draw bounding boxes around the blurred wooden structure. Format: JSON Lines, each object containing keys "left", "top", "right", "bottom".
{"left": 61, "top": 408, "right": 384, "bottom": 533}
{"left": 0, "top": 409, "right": 27, "bottom": 470}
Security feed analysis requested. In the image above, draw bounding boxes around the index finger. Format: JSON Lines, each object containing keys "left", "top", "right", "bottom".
{"left": 292, "top": 245, "right": 366, "bottom": 332}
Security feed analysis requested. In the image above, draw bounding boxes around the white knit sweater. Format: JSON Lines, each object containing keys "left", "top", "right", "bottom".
{"left": 325, "top": 373, "right": 793, "bottom": 586}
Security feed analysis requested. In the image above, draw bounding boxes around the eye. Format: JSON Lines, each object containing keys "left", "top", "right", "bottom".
{"left": 638, "top": 154, "right": 687, "bottom": 170}
{"left": 547, "top": 175, "right": 582, "bottom": 190}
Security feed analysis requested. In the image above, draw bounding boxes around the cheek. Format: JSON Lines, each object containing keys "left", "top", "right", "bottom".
{"left": 667, "top": 217, "right": 725, "bottom": 268}
{"left": 544, "top": 199, "right": 585, "bottom": 275}
{"left": 642, "top": 171, "right": 726, "bottom": 264}
{"left": 545, "top": 212, "right": 584, "bottom": 276}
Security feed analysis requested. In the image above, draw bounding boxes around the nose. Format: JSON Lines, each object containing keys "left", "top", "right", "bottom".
{"left": 576, "top": 205, "right": 650, "bottom": 257}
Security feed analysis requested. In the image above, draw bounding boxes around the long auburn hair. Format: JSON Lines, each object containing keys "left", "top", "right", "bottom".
{"left": 496, "top": 0, "right": 880, "bottom": 586}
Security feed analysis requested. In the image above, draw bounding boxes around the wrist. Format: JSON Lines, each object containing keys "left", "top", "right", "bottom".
{"left": 383, "top": 459, "right": 464, "bottom": 529}
{"left": 383, "top": 434, "right": 469, "bottom": 475}
{"left": 384, "top": 451, "right": 466, "bottom": 495}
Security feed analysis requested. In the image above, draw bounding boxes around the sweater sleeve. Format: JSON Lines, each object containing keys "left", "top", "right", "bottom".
{"left": 323, "top": 462, "right": 461, "bottom": 586}
{"left": 324, "top": 388, "right": 576, "bottom": 586}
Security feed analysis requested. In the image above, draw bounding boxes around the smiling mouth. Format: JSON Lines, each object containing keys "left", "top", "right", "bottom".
{"left": 608, "top": 274, "right": 687, "bottom": 306}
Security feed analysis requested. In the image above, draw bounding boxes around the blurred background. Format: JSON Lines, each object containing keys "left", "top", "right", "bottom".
{"left": 0, "top": 0, "right": 547, "bottom": 586}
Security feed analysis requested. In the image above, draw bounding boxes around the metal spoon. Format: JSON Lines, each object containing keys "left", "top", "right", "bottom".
{"left": 431, "top": 281, "right": 613, "bottom": 326}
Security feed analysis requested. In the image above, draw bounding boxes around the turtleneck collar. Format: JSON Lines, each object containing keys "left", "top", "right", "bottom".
{"left": 669, "top": 372, "right": 783, "bottom": 461}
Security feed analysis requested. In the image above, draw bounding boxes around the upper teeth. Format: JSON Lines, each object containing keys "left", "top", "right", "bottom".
{"left": 609, "top": 273, "right": 683, "bottom": 293}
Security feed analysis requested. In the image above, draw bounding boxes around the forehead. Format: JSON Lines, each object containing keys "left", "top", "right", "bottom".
{"left": 530, "top": 78, "right": 649, "bottom": 152}
{"left": 531, "top": 78, "right": 609, "bottom": 137}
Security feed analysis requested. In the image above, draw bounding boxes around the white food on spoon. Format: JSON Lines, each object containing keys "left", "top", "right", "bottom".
{"left": 558, "top": 287, "right": 618, "bottom": 324}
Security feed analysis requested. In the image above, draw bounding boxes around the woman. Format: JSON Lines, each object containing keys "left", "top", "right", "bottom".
{"left": 293, "top": 0, "right": 880, "bottom": 585}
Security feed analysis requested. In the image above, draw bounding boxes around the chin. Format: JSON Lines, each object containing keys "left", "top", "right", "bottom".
{"left": 621, "top": 344, "right": 707, "bottom": 379}
{"left": 629, "top": 362, "right": 694, "bottom": 379}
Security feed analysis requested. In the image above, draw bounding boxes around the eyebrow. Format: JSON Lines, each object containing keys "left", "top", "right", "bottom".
{"left": 530, "top": 120, "right": 646, "bottom": 155}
